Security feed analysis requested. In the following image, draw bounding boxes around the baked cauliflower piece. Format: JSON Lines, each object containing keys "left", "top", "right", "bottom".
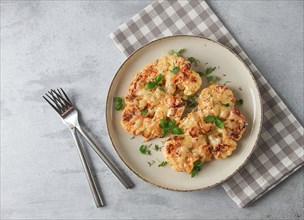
{"left": 163, "top": 84, "right": 247, "bottom": 173}
{"left": 121, "top": 55, "right": 202, "bottom": 140}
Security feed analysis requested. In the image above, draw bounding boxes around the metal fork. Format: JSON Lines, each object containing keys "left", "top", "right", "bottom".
{"left": 43, "top": 89, "right": 134, "bottom": 207}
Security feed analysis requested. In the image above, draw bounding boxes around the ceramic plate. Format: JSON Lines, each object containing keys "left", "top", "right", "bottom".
{"left": 106, "top": 35, "right": 262, "bottom": 191}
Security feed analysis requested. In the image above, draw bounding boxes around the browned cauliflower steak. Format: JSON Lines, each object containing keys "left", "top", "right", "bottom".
{"left": 121, "top": 55, "right": 202, "bottom": 141}
{"left": 163, "top": 84, "right": 247, "bottom": 173}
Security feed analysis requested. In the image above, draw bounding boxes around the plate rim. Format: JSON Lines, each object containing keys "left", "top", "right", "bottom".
{"left": 106, "top": 35, "right": 263, "bottom": 191}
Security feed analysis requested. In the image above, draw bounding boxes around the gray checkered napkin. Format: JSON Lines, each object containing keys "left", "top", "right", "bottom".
{"left": 110, "top": 0, "right": 304, "bottom": 208}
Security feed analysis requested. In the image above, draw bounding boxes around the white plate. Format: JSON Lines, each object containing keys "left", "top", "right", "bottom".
{"left": 106, "top": 35, "right": 262, "bottom": 191}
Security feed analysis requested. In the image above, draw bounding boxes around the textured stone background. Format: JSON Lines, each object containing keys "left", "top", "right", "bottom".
{"left": 1, "top": 0, "right": 303, "bottom": 219}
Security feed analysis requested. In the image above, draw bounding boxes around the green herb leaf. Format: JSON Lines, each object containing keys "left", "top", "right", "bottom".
{"left": 171, "top": 66, "right": 180, "bottom": 74}
{"left": 168, "top": 49, "right": 185, "bottom": 57}
{"left": 168, "top": 119, "right": 175, "bottom": 128}
{"left": 161, "top": 127, "right": 169, "bottom": 137}
{"left": 155, "top": 74, "right": 162, "bottom": 84}
{"left": 215, "top": 117, "right": 224, "bottom": 129}
{"left": 114, "top": 97, "right": 123, "bottom": 102}
{"left": 115, "top": 102, "right": 123, "bottom": 110}
{"left": 153, "top": 144, "right": 161, "bottom": 151}
{"left": 204, "top": 115, "right": 215, "bottom": 123}
{"left": 145, "top": 82, "right": 157, "bottom": 90}
{"left": 139, "top": 145, "right": 151, "bottom": 155}
{"left": 148, "top": 160, "right": 155, "bottom": 167}
{"left": 223, "top": 103, "right": 230, "bottom": 107}
{"left": 187, "top": 57, "right": 200, "bottom": 67}
{"left": 193, "top": 160, "right": 203, "bottom": 167}
{"left": 205, "top": 66, "right": 216, "bottom": 75}
{"left": 168, "top": 50, "right": 174, "bottom": 55}
{"left": 141, "top": 109, "right": 148, "bottom": 115}
{"left": 176, "top": 48, "right": 185, "bottom": 57}
{"left": 236, "top": 99, "right": 243, "bottom": 105}
{"left": 191, "top": 160, "right": 203, "bottom": 178}
{"left": 207, "top": 75, "right": 219, "bottom": 83}
{"left": 197, "top": 71, "right": 205, "bottom": 77}
{"left": 158, "top": 161, "right": 168, "bottom": 167}
{"left": 160, "top": 119, "right": 169, "bottom": 128}
{"left": 171, "top": 126, "right": 184, "bottom": 135}
{"left": 114, "top": 97, "right": 123, "bottom": 110}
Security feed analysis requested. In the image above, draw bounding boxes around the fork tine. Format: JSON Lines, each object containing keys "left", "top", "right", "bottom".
{"left": 51, "top": 89, "right": 72, "bottom": 110}
{"left": 60, "top": 88, "right": 71, "bottom": 104}
{"left": 50, "top": 89, "right": 69, "bottom": 111}
{"left": 43, "top": 95, "right": 61, "bottom": 115}
{"left": 46, "top": 92, "right": 63, "bottom": 112}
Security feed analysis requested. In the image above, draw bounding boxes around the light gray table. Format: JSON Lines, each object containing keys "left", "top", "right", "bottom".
{"left": 1, "top": 1, "right": 303, "bottom": 219}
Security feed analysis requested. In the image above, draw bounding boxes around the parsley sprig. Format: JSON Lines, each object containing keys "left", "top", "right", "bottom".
{"left": 204, "top": 115, "right": 224, "bottom": 129}
{"left": 139, "top": 144, "right": 151, "bottom": 155}
{"left": 158, "top": 161, "right": 168, "bottom": 167}
{"left": 187, "top": 57, "right": 200, "bottom": 67}
{"left": 145, "top": 74, "right": 163, "bottom": 90}
{"left": 198, "top": 66, "right": 219, "bottom": 83}
{"left": 191, "top": 160, "right": 203, "bottom": 178}
{"left": 114, "top": 97, "right": 123, "bottom": 110}
{"left": 160, "top": 118, "right": 184, "bottom": 137}
{"left": 168, "top": 48, "right": 185, "bottom": 57}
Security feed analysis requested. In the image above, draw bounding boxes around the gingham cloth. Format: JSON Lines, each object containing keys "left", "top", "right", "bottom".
{"left": 109, "top": 0, "right": 304, "bottom": 208}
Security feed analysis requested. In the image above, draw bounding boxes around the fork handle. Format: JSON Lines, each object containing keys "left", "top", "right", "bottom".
{"left": 70, "top": 127, "right": 104, "bottom": 208}
{"left": 76, "top": 126, "right": 134, "bottom": 189}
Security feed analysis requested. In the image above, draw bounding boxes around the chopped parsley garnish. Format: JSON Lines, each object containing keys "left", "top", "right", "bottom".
{"left": 130, "top": 136, "right": 135, "bottom": 139}
{"left": 204, "top": 115, "right": 215, "bottom": 123}
{"left": 141, "top": 109, "right": 148, "bottom": 115}
{"left": 183, "top": 96, "right": 197, "bottom": 107}
{"left": 238, "top": 87, "right": 243, "bottom": 91}
{"left": 153, "top": 144, "right": 161, "bottom": 151}
{"left": 207, "top": 75, "right": 219, "bottom": 83}
{"left": 204, "top": 115, "right": 224, "bottom": 129}
{"left": 145, "top": 74, "right": 163, "bottom": 90}
{"left": 145, "top": 82, "right": 157, "bottom": 90}
{"left": 187, "top": 57, "right": 200, "bottom": 67}
{"left": 159, "top": 118, "right": 181, "bottom": 137}
{"left": 168, "top": 48, "right": 185, "bottom": 57}
{"left": 198, "top": 66, "right": 216, "bottom": 76}
{"left": 223, "top": 103, "right": 230, "bottom": 107}
{"left": 223, "top": 80, "right": 232, "bottom": 86}
{"left": 139, "top": 145, "right": 151, "bottom": 155}
{"left": 214, "top": 118, "right": 224, "bottom": 129}
{"left": 171, "top": 66, "right": 180, "bottom": 74}
{"left": 161, "top": 127, "right": 170, "bottom": 136}
{"left": 236, "top": 99, "right": 243, "bottom": 106}
{"left": 114, "top": 97, "right": 123, "bottom": 110}
{"left": 158, "top": 161, "right": 168, "bottom": 167}
{"left": 171, "top": 126, "right": 184, "bottom": 135}
{"left": 191, "top": 160, "right": 203, "bottom": 178}
{"left": 147, "top": 160, "right": 155, "bottom": 167}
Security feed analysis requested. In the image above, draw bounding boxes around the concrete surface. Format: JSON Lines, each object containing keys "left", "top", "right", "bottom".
{"left": 1, "top": 0, "right": 303, "bottom": 219}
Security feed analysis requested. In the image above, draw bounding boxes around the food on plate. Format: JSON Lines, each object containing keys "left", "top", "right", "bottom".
{"left": 121, "top": 55, "right": 202, "bottom": 140}
{"left": 117, "top": 50, "right": 247, "bottom": 177}
{"left": 162, "top": 84, "right": 247, "bottom": 176}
